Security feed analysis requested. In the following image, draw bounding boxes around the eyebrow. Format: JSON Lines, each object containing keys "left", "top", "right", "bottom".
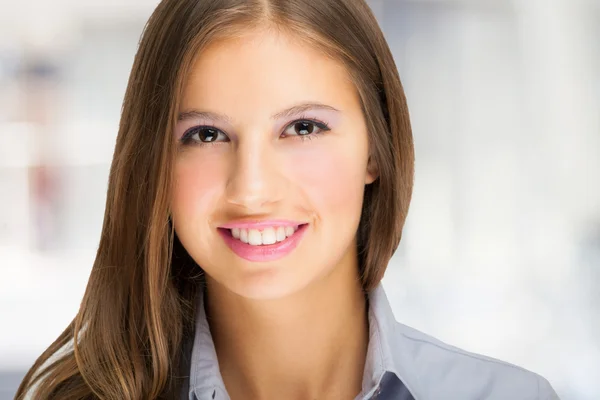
{"left": 177, "top": 102, "right": 340, "bottom": 123}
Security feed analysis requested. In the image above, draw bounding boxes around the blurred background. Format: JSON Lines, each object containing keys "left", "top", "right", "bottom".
{"left": 0, "top": 0, "right": 598, "bottom": 398}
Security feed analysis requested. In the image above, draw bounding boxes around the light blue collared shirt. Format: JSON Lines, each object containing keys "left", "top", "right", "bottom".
{"left": 185, "top": 284, "right": 559, "bottom": 400}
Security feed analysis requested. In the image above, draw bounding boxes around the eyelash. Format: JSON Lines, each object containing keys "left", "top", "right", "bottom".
{"left": 286, "top": 115, "right": 331, "bottom": 142}
{"left": 178, "top": 116, "right": 331, "bottom": 147}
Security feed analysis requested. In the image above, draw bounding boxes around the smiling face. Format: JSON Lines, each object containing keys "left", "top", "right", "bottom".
{"left": 171, "top": 30, "right": 377, "bottom": 299}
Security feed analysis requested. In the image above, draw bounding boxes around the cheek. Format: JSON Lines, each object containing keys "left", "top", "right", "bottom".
{"left": 171, "top": 153, "right": 224, "bottom": 223}
{"left": 288, "top": 143, "right": 367, "bottom": 213}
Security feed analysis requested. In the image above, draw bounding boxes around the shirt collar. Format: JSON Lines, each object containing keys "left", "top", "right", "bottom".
{"left": 188, "top": 288, "right": 227, "bottom": 400}
{"left": 188, "top": 283, "right": 408, "bottom": 400}
{"left": 363, "top": 284, "right": 418, "bottom": 398}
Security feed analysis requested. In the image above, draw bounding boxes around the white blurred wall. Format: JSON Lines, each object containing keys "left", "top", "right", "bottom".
{"left": 0, "top": 1, "right": 598, "bottom": 399}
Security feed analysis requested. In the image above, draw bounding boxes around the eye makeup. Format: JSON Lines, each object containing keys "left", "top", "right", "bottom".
{"left": 178, "top": 125, "right": 230, "bottom": 147}
{"left": 280, "top": 115, "right": 331, "bottom": 142}
{"left": 272, "top": 107, "right": 341, "bottom": 134}
{"left": 174, "top": 103, "right": 342, "bottom": 146}
{"left": 175, "top": 112, "right": 230, "bottom": 140}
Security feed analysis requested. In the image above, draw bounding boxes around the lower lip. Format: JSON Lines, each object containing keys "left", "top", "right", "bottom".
{"left": 218, "top": 224, "right": 308, "bottom": 262}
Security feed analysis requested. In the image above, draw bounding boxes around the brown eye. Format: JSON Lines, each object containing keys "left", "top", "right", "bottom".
{"left": 181, "top": 126, "right": 228, "bottom": 144}
{"left": 198, "top": 127, "right": 219, "bottom": 142}
{"left": 282, "top": 119, "right": 330, "bottom": 138}
{"left": 294, "top": 121, "right": 315, "bottom": 135}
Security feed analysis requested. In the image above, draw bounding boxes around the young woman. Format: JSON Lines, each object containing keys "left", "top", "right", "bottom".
{"left": 16, "top": 0, "right": 559, "bottom": 399}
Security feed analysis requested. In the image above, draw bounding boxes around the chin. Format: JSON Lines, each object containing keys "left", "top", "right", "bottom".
{"left": 223, "top": 266, "right": 316, "bottom": 300}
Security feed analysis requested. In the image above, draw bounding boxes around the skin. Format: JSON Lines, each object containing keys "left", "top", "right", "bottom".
{"left": 171, "top": 29, "right": 378, "bottom": 400}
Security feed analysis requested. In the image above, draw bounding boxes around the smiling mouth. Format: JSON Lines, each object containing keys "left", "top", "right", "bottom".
{"left": 219, "top": 224, "right": 307, "bottom": 247}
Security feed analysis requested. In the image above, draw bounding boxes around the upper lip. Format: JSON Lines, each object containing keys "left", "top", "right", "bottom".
{"left": 219, "top": 219, "right": 307, "bottom": 229}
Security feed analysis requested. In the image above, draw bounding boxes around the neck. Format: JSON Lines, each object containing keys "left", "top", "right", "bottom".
{"left": 205, "top": 257, "right": 368, "bottom": 400}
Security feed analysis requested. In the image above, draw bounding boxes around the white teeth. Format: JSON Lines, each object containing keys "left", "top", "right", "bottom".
{"left": 285, "top": 226, "right": 295, "bottom": 236}
{"left": 276, "top": 226, "right": 286, "bottom": 242}
{"left": 261, "top": 227, "right": 277, "bottom": 245}
{"left": 239, "top": 229, "right": 249, "bottom": 243}
{"left": 248, "top": 229, "right": 262, "bottom": 246}
{"left": 230, "top": 225, "right": 301, "bottom": 246}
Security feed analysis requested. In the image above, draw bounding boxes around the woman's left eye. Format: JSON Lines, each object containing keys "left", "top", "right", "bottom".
{"left": 282, "top": 119, "right": 330, "bottom": 138}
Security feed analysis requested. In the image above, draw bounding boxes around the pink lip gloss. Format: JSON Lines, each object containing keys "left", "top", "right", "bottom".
{"left": 218, "top": 223, "right": 308, "bottom": 262}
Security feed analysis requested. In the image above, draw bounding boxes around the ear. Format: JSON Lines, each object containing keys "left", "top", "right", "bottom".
{"left": 365, "top": 155, "right": 379, "bottom": 184}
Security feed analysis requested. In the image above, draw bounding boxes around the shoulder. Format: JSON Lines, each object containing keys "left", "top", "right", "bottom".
{"left": 391, "top": 322, "right": 559, "bottom": 400}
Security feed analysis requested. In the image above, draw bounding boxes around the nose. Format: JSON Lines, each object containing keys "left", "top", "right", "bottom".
{"left": 225, "top": 138, "right": 285, "bottom": 212}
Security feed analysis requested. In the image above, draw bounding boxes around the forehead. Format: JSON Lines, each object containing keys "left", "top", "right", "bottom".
{"left": 181, "top": 30, "right": 360, "bottom": 116}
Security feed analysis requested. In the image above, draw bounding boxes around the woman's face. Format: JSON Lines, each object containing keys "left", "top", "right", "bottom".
{"left": 171, "top": 30, "right": 376, "bottom": 299}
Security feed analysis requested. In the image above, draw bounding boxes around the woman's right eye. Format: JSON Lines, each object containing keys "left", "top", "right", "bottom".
{"left": 180, "top": 126, "right": 229, "bottom": 145}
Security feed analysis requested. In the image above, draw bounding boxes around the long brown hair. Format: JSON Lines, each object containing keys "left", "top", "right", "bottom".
{"left": 15, "top": 0, "right": 414, "bottom": 398}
